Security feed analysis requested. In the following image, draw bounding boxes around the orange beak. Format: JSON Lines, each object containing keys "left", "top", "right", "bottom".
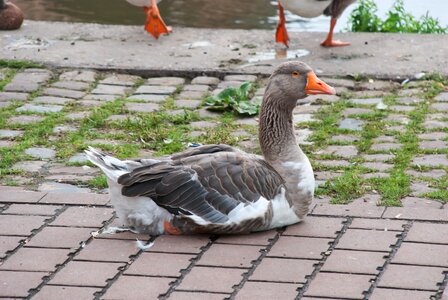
{"left": 305, "top": 72, "right": 336, "bottom": 95}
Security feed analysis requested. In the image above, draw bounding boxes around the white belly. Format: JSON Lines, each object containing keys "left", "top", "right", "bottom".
{"left": 281, "top": 0, "right": 331, "bottom": 18}
{"left": 125, "top": 0, "right": 162, "bottom": 7}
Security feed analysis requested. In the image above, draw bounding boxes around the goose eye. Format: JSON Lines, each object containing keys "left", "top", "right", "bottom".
{"left": 292, "top": 71, "right": 300, "bottom": 78}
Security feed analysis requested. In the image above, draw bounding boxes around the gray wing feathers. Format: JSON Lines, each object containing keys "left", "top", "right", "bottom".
{"left": 324, "top": 0, "right": 356, "bottom": 18}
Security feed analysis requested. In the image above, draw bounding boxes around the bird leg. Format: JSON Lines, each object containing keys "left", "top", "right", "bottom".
{"left": 275, "top": 1, "right": 289, "bottom": 48}
{"left": 143, "top": 0, "right": 171, "bottom": 39}
{"left": 321, "top": 18, "right": 350, "bottom": 47}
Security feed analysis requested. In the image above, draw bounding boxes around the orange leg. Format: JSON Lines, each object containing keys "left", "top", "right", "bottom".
{"left": 163, "top": 220, "right": 182, "bottom": 235}
{"left": 143, "top": 0, "right": 171, "bottom": 39}
{"left": 275, "top": 1, "right": 289, "bottom": 48}
{"left": 321, "top": 18, "right": 350, "bottom": 47}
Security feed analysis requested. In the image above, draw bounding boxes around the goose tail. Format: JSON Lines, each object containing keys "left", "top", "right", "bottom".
{"left": 84, "top": 146, "right": 130, "bottom": 182}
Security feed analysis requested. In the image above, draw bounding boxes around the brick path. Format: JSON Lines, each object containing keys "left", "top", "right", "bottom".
{"left": 0, "top": 67, "right": 447, "bottom": 299}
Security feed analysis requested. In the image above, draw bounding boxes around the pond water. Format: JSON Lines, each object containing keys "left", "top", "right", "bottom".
{"left": 8, "top": 0, "right": 448, "bottom": 33}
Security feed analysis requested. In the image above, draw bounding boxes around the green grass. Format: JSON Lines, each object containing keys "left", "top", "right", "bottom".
{"left": 348, "top": 0, "right": 447, "bottom": 33}
{"left": 0, "top": 59, "right": 43, "bottom": 69}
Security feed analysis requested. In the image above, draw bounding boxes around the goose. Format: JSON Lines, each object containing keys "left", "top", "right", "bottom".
{"left": 276, "top": 0, "right": 356, "bottom": 47}
{"left": 0, "top": 0, "right": 24, "bottom": 30}
{"left": 85, "top": 61, "right": 335, "bottom": 235}
{"left": 125, "top": 0, "right": 171, "bottom": 39}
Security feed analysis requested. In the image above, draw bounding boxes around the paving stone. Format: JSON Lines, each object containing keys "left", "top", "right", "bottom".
{"left": 268, "top": 236, "right": 331, "bottom": 259}
{"left": 412, "top": 154, "right": 448, "bottom": 167}
{"left": 370, "top": 143, "right": 403, "bottom": 151}
{"left": 50, "top": 261, "right": 124, "bottom": 287}
{"left": 305, "top": 273, "right": 373, "bottom": 299}
{"left": 135, "top": 85, "right": 177, "bottom": 95}
{"left": 359, "top": 80, "right": 398, "bottom": 91}
{"left": 250, "top": 258, "right": 315, "bottom": 283}
{"left": 170, "top": 292, "right": 230, "bottom": 300}
{"left": 431, "top": 102, "right": 448, "bottom": 111}
{"left": 4, "top": 81, "right": 39, "bottom": 92}
{"left": 410, "top": 181, "right": 437, "bottom": 196}
{"left": 0, "top": 140, "right": 16, "bottom": 147}
{"left": 314, "top": 171, "right": 342, "bottom": 181}
{"left": 15, "top": 70, "right": 52, "bottom": 83}
{"left": 385, "top": 114, "right": 409, "bottom": 124}
{"left": 321, "top": 249, "right": 386, "bottom": 274}
{"left": 351, "top": 97, "right": 383, "bottom": 105}
{"left": 38, "top": 181, "right": 92, "bottom": 193}
{"left": 77, "top": 100, "right": 106, "bottom": 107}
{"left": 65, "top": 111, "right": 89, "bottom": 120}
{"left": 319, "top": 145, "right": 358, "bottom": 158}
{"left": 190, "top": 120, "right": 218, "bottom": 128}
{"left": 378, "top": 264, "right": 445, "bottom": 290}
{"left": 236, "top": 281, "right": 299, "bottom": 300}
{"left": 8, "top": 115, "right": 44, "bottom": 125}
{"left": 342, "top": 107, "right": 373, "bottom": 116}
{"left": 370, "top": 288, "right": 434, "bottom": 300}
{"left": 75, "top": 239, "right": 139, "bottom": 262}
{"left": 125, "top": 252, "right": 193, "bottom": 277}
{"left": 386, "top": 124, "right": 405, "bottom": 131}
{"left": 100, "top": 74, "right": 141, "bottom": 86}
{"left": 315, "top": 160, "right": 351, "bottom": 167}
{"left": 0, "top": 215, "right": 47, "bottom": 235}
{"left": 0, "top": 91, "right": 28, "bottom": 101}
{"left": 0, "top": 101, "right": 12, "bottom": 108}
{"left": 47, "top": 165, "right": 98, "bottom": 176}
{"left": 198, "top": 244, "right": 261, "bottom": 268}
{"left": 127, "top": 94, "right": 168, "bottom": 102}
{"left": 24, "top": 147, "right": 56, "bottom": 159}
{"left": 383, "top": 207, "right": 448, "bottom": 221}
{"left": 405, "top": 223, "right": 448, "bottom": 244}
{"left": 395, "top": 96, "right": 422, "bottom": 104}
{"left": 0, "top": 248, "right": 68, "bottom": 272}
{"left": 52, "top": 206, "right": 113, "bottom": 227}
{"left": 423, "top": 120, "right": 448, "bottom": 129}
{"left": 146, "top": 77, "right": 185, "bottom": 86}
{"left": 125, "top": 102, "right": 159, "bottom": 113}
{"left": 389, "top": 105, "right": 415, "bottom": 112}
{"left": 216, "top": 230, "right": 277, "bottom": 246}
{"left": 293, "top": 113, "right": 316, "bottom": 123}
{"left": 32, "top": 96, "right": 73, "bottom": 105}
{"left": 352, "top": 90, "right": 386, "bottom": 98}
{"left": 191, "top": 76, "right": 220, "bottom": 85}
{"left": 177, "top": 266, "right": 244, "bottom": 293}
{"left": 27, "top": 226, "right": 95, "bottom": 248}
{"left": 33, "top": 286, "right": 99, "bottom": 300}
{"left": 392, "top": 242, "right": 448, "bottom": 267}
{"left": 294, "top": 104, "right": 322, "bottom": 114}
{"left": 106, "top": 114, "right": 137, "bottom": 122}
{"left": 419, "top": 140, "right": 448, "bottom": 150}
{"left": 0, "top": 129, "right": 24, "bottom": 139}
{"left": 175, "top": 99, "right": 202, "bottom": 109}
{"left": 235, "top": 118, "right": 258, "bottom": 126}
{"left": 53, "top": 125, "right": 78, "bottom": 134}
{"left": 0, "top": 236, "right": 24, "bottom": 258}
{"left": 361, "top": 172, "right": 390, "bottom": 179}
{"left": 148, "top": 235, "right": 210, "bottom": 254}
{"left": 82, "top": 94, "right": 118, "bottom": 102}
{"left": 406, "top": 168, "right": 446, "bottom": 178}
{"left": 91, "top": 84, "right": 129, "bottom": 95}
{"left": 283, "top": 216, "right": 344, "bottom": 238}
{"left": 102, "top": 275, "right": 172, "bottom": 299}
{"left": 337, "top": 229, "right": 399, "bottom": 252}
{"left": 16, "top": 104, "right": 63, "bottom": 113}
{"left": 177, "top": 90, "right": 207, "bottom": 100}
{"left": 418, "top": 132, "right": 448, "bottom": 140}
{"left": 43, "top": 87, "right": 86, "bottom": 99}
{"left": 339, "top": 118, "right": 364, "bottom": 131}
{"left": 197, "top": 108, "right": 221, "bottom": 118}
{"left": 0, "top": 271, "right": 46, "bottom": 297}
{"left": 435, "top": 92, "right": 448, "bottom": 102}
{"left": 224, "top": 75, "right": 257, "bottom": 82}
{"left": 401, "top": 196, "right": 442, "bottom": 208}
{"left": 59, "top": 70, "right": 97, "bottom": 82}
{"left": 296, "top": 128, "right": 313, "bottom": 145}
{"left": 183, "top": 84, "right": 210, "bottom": 92}
{"left": 331, "top": 134, "right": 360, "bottom": 143}
{"left": 373, "top": 135, "right": 396, "bottom": 143}
{"left": 52, "top": 80, "right": 90, "bottom": 91}
{"left": 362, "top": 154, "right": 394, "bottom": 162}
{"left": 4, "top": 203, "right": 60, "bottom": 215}
{"left": 361, "top": 162, "right": 393, "bottom": 171}
{"left": 307, "top": 93, "right": 340, "bottom": 103}
{"left": 0, "top": 187, "right": 46, "bottom": 203}
{"left": 350, "top": 218, "right": 405, "bottom": 231}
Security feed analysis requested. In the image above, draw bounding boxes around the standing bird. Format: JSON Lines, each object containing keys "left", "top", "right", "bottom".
{"left": 276, "top": 0, "right": 356, "bottom": 47}
{"left": 0, "top": 0, "right": 24, "bottom": 30}
{"left": 85, "top": 61, "right": 335, "bottom": 235}
{"left": 125, "top": 0, "right": 171, "bottom": 39}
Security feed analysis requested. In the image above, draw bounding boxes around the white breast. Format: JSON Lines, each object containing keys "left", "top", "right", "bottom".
{"left": 281, "top": 0, "right": 331, "bottom": 18}
{"left": 125, "top": 0, "right": 161, "bottom": 7}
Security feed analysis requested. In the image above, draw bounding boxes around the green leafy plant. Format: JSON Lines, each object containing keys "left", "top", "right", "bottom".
{"left": 205, "top": 82, "right": 261, "bottom": 116}
{"left": 348, "top": 0, "right": 447, "bottom": 34}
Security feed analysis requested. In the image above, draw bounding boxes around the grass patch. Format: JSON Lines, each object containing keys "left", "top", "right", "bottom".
{"left": 88, "top": 175, "right": 108, "bottom": 189}
{"left": 0, "top": 59, "right": 43, "bottom": 69}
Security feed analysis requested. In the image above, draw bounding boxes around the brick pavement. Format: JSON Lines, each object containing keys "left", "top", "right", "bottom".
{"left": 0, "top": 66, "right": 447, "bottom": 299}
